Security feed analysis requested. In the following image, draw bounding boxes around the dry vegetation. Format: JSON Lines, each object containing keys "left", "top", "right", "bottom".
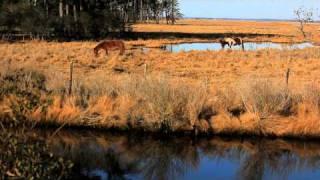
{"left": 1, "top": 41, "right": 320, "bottom": 89}
{"left": 1, "top": 19, "right": 320, "bottom": 138}
{"left": 1, "top": 56, "right": 320, "bottom": 138}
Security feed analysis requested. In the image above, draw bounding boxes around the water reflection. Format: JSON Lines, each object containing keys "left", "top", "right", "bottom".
{"left": 165, "top": 42, "right": 314, "bottom": 52}
{"left": 33, "top": 130, "right": 320, "bottom": 180}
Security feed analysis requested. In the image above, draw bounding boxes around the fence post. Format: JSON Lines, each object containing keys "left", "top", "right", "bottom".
{"left": 68, "top": 61, "right": 74, "bottom": 95}
{"left": 7, "top": 59, "right": 12, "bottom": 72}
{"left": 144, "top": 63, "right": 147, "bottom": 77}
{"left": 286, "top": 68, "right": 290, "bottom": 87}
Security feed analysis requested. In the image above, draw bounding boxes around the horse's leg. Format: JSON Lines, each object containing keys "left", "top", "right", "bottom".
{"left": 94, "top": 49, "right": 99, "bottom": 57}
{"left": 119, "top": 46, "right": 125, "bottom": 55}
{"left": 105, "top": 48, "right": 109, "bottom": 56}
{"left": 221, "top": 43, "right": 225, "bottom": 49}
{"left": 121, "top": 43, "right": 126, "bottom": 55}
{"left": 230, "top": 42, "right": 235, "bottom": 49}
{"left": 241, "top": 42, "right": 245, "bottom": 51}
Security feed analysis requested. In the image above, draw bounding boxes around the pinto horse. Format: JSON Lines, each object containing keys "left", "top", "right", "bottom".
{"left": 219, "top": 37, "right": 245, "bottom": 51}
{"left": 94, "top": 40, "right": 125, "bottom": 56}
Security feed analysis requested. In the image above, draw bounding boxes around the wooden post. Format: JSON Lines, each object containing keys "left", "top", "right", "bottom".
{"left": 69, "top": 61, "right": 74, "bottom": 95}
{"left": 144, "top": 63, "right": 147, "bottom": 77}
{"left": 286, "top": 68, "right": 290, "bottom": 86}
{"left": 7, "top": 59, "right": 12, "bottom": 72}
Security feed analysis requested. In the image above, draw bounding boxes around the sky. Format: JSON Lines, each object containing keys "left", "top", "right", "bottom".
{"left": 180, "top": 0, "right": 320, "bottom": 20}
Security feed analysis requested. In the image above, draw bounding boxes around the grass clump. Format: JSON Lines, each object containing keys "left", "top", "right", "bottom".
{"left": 122, "top": 75, "right": 209, "bottom": 132}
{"left": 238, "top": 79, "right": 294, "bottom": 118}
{"left": 0, "top": 68, "right": 46, "bottom": 98}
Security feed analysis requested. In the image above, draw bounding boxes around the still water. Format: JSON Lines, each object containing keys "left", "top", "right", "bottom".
{"left": 36, "top": 129, "right": 320, "bottom": 180}
{"left": 165, "top": 42, "right": 314, "bottom": 52}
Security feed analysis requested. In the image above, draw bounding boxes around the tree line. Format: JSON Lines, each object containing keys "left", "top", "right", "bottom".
{"left": 0, "top": 0, "right": 182, "bottom": 39}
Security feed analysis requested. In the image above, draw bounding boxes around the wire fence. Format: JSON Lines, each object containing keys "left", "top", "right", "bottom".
{"left": 1, "top": 33, "right": 52, "bottom": 41}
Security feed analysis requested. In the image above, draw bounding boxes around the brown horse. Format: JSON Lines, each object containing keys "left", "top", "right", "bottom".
{"left": 94, "top": 40, "right": 125, "bottom": 56}
{"left": 219, "top": 37, "right": 245, "bottom": 51}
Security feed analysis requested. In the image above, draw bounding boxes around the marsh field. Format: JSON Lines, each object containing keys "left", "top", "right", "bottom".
{"left": 2, "top": 19, "right": 320, "bottom": 178}
{"left": 1, "top": 20, "right": 320, "bottom": 137}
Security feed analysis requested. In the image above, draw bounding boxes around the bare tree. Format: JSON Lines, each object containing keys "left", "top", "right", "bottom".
{"left": 294, "top": 7, "right": 314, "bottom": 39}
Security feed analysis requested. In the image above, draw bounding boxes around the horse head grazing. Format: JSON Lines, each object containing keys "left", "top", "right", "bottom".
{"left": 219, "top": 38, "right": 230, "bottom": 49}
{"left": 219, "top": 39, "right": 225, "bottom": 49}
{"left": 93, "top": 40, "right": 125, "bottom": 57}
{"left": 93, "top": 46, "right": 99, "bottom": 57}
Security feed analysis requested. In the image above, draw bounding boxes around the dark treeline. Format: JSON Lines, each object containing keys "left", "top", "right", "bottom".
{"left": 0, "top": 0, "right": 182, "bottom": 39}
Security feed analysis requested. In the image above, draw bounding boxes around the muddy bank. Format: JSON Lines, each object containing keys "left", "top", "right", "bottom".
{"left": 121, "top": 31, "right": 284, "bottom": 40}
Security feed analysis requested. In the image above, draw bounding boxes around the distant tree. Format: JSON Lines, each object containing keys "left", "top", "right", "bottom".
{"left": 0, "top": 1, "right": 27, "bottom": 32}
{"left": 20, "top": 5, "right": 48, "bottom": 35}
{"left": 170, "top": 0, "right": 182, "bottom": 24}
{"left": 150, "top": 0, "right": 161, "bottom": 24}
{"left": 0, "top": 0, "right": 181, "bottom": 39}
{"left": 162, "top": 0, "right": 171, "bottom": 24}
{"left": 294, "top": 7, "right": 314, "bottom": 39}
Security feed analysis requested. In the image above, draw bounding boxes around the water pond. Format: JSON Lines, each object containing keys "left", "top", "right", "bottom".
{"left": 36, "top": 129, "right": 320, "bottom": 180}
{"left": 165, "top": 42, "right": 314, "bottom": 52}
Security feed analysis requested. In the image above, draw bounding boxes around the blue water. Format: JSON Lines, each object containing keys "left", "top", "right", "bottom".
{"left": 39, "top": 130, "right": 320, "bottom": 180}
{"left": 165, "top": 42, "right": 314, "bottom": 52}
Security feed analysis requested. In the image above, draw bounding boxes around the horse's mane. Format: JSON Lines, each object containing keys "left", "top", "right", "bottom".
{"left": 94, "top": 42, "right": 104, "bottom": 50}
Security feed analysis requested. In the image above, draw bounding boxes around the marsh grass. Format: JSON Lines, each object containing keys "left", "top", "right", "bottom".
{"left": 43, "top": 74, "right": 210, "bottom": 132}
{"left": 1, "top": 41, "right": 320, "bottom": 92}
{"left": 302, "top": 84, "right": 320, "bottom": 109}
{"left": 1, "top": 66, "right": 320, "bottom": 138}
{"left": 120, "top": 75, "right": 209, "bottom": 132}
{"left": 237, "top": 79, "right": 294, "bottom": 118}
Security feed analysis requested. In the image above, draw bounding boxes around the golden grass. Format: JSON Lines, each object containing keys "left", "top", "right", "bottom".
{"left": 1, "top": 19, "right": 320, "bottom": 138}
{"left": 1, "top": 41, "right": 320, "bottom": 90}
{"left": 23, "top": 74, "right": 208, "bottom": 132}
{"left": 2, "top": 66, "right": 320, "bottom": 138}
